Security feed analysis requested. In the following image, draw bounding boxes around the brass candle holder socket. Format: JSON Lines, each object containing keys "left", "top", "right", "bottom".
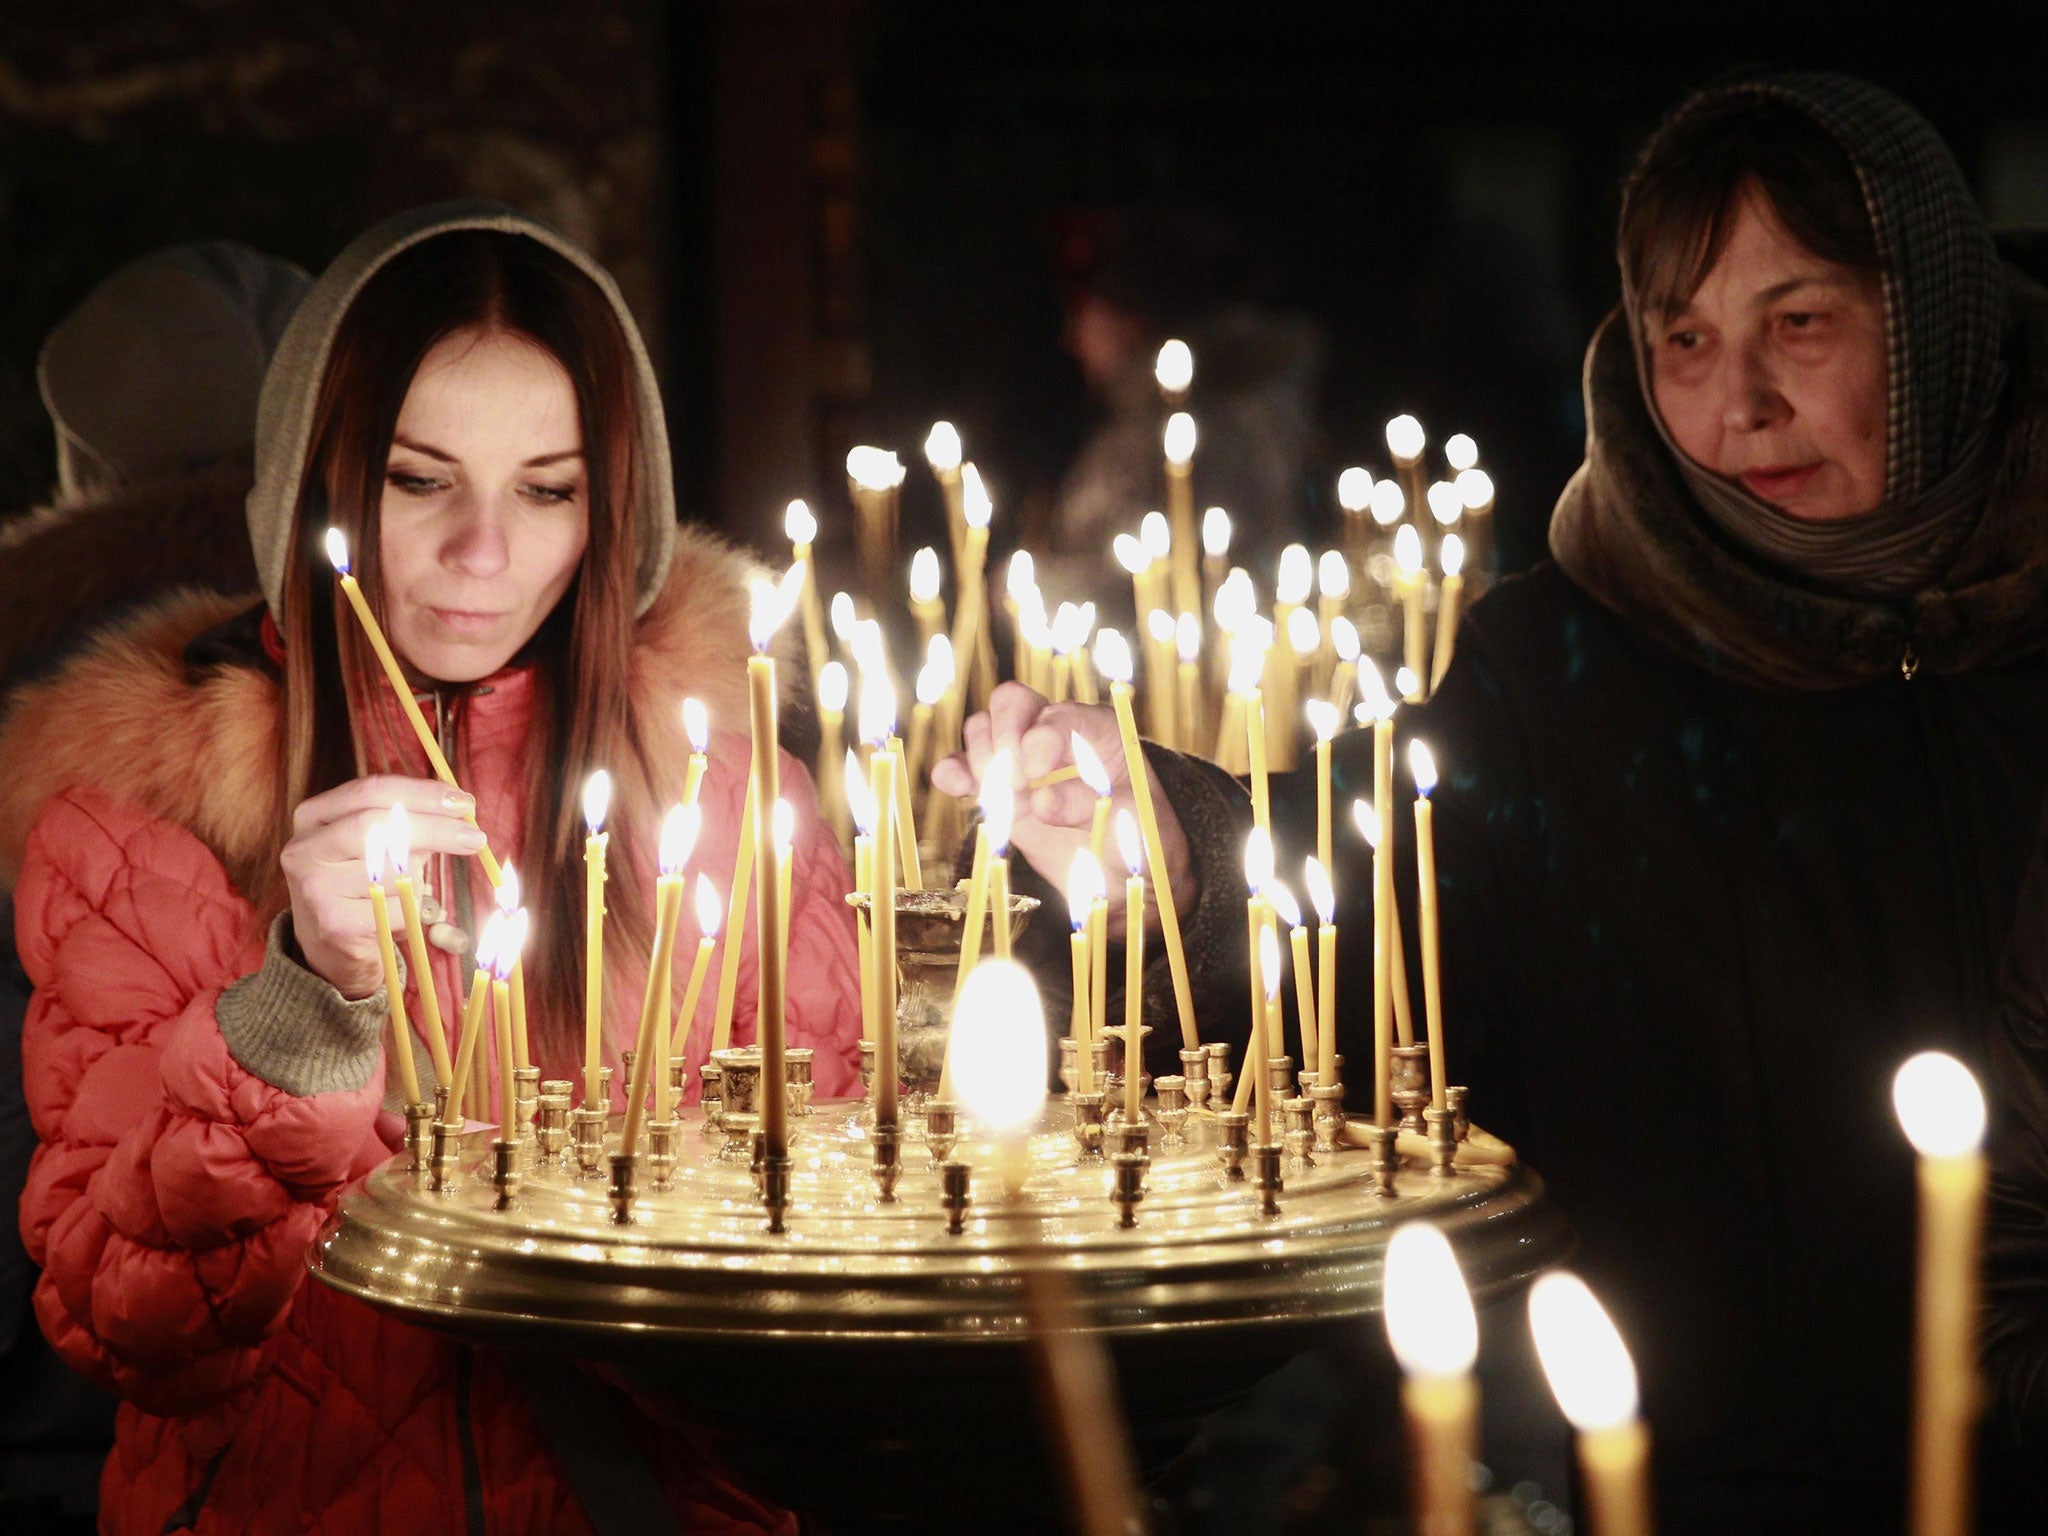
{"left": 1391, "top": 1043, "right": 1431, "bottom": 1135}
{"left": 1153, "top": 1076, "right": 1190, "bottom": 1151}
{"left": 1215, "top": 1110, "right": 1250, "bottom": 1182}
{"left": 491, "top": 1139, "right": 521, "bottom": 1210}
{"left": 1177, "top": 1048, "right": 1211, "bottom": 1113}
{"left": 513, "top": 1067, "right": 541, "bottom": 1143}
{"left": 699, "top": 1062, "right": 724, "bottom": 1136}
{"left": 1425, "top": 1106, "right": 1458, "bottom": 1178}
{"left": 667, "top": 1059, "right": 689, "bottom": 1107}
{"left": 923, "top": 1101, "right": 959, "bottom": 1167}
{"left": 1447, "top": 1084, "right": 1471, "bottom": 1141}
{"left": 404, "top": 1102, "right": 434, "bottom": 1175}
{"left": 1253, "top": 1142, "right": 1284, "bottom": 1218}
{"left": 855, "top": 1042, "right": 876, "bottom": 1129}
{"left": 1204, "top": 1041, "right": 1234, "bottom": 1116}
{"left": 1113, "top": 1120, "right": 1150, "bottom": 1159}
{"left": 1111, "top": 1152, "right": 1148, "bottom": 1229}
{"left": 1069, "top": 1092, "right": 1107, "bottom": 1164}
{"left": 1308, "top": 1083, "right": 1346, "bottom": 1154}
{"left": 870, "top": 1124, "right": 903, "bottom": 1203}
{"left": 1362, "top": 1122, "right": 1400, "bottom": 1198}
{"left": 537, "top": 1082, "right": 573, "bottom": 1162}
{"left": 646, "top": 1118, "right": 680, "bottom": 1190}
{"left": 714, "top": 1048, "right": 761, "bottom": 1164}
{"left": 940, "top": 1159, "right": 972, "bottom": 1235}
{"left": 1282, "top": 1097, "right": 1315, "bottom": 1170}
{"left": 785, "top": 1048, "right": 815, "bottom": 1117}
{"left": 429, "top": 1119, "right": 463, "bottom": 1192}
{"left": 607, "top": 1151, "right": 638, "bottom": 1224}
{"left": 1265, "top": 1055, "right": 1295, "bottom": 1102}
{"left": 761, "top": 1153, "right": 793, "bottom": 1234}
{"left": 1058, "top": 1036, "right": 1111, "bottom": 1096}
{"left": 570, "top": 1107, "right": 608, "bottom": 1177}
{"left": 1106, "top": 1025, "right": 1152, "bottom": 1119}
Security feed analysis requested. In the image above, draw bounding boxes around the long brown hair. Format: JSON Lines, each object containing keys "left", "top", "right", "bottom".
{"left": 273, "top": 229, "right": 657, "bottom": 1070}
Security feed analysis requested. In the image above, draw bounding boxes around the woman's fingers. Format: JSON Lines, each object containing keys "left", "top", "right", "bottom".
{"left": 293, "top": 774, "right": 474, "bottom": 836}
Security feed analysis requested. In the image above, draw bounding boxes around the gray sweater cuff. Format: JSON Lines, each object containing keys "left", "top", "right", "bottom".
{"left": 219, "top": 913, "right": 389, "bottom": 1097}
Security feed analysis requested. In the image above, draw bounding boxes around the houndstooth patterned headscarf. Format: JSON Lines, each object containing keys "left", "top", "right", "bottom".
{"left": 1624, "top": 72, "right": 2010, "bottom": 599}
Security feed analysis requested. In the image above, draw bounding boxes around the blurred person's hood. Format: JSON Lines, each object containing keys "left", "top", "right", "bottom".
{"left": 38, "top": 242, "right": 311, "bottom": 501}
{"left": 245, "top": 201, "right": 676, "bottom": 619}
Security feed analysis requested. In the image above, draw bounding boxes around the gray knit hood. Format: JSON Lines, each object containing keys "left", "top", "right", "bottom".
{"left": 246, "top": 201, "right": 676, "bottom": 619}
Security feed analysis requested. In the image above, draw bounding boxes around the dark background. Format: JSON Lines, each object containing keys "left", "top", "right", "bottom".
{"left": 2, "top": 1, "right": 2044, "bottom": 579}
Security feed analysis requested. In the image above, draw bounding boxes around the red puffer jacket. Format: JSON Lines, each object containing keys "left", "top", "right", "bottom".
{"left": 3, "top": 532, "right": 861, "bottom": 1534}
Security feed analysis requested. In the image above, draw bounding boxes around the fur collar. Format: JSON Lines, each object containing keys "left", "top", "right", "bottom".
{"left": 1549, "top": 266, "right": 2048, "bottom": 691}
{"left": 0, "top": 523, "right": 772, "bottom": 894}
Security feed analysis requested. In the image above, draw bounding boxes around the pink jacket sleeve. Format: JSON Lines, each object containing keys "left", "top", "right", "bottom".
{"left": 14, "top": 788, "right": 386, "bottom": 1416}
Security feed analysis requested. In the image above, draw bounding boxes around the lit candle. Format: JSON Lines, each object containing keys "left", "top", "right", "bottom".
{"left": 953, "top": 749, "right": 1009, "bottom": 1001}
{"left": 1201, "top": 506, "right": 1231, "bottom": 642}
{"left": 1386, "top": 414, "right": 1429, "bottom": 542}
{"left": 815, "top": 663, "right": 849, "bottom": 843}
{"left": 846, "top": 445, "right": 906, "bottom": 611}
{"left": 910, "top": 545, "right": 947, "bottom": 658}
{"left": 1255, "top": 925, "right": 1280, "bottom": 1144}
{"left": 1067, "top": 850, "right": 1103, "bottom": 1093}
{"left": 830, "top": 589, "right": 858, "bottom": 666}
{"left": 1327, "top": 615, "right": 1360, "bottom": 718}
{"left": 1530, "top": 1273, "right": 1654, "bottom": 1536}
{"left": 324, "top": 530, "right": 501, "bottom": 886}
{"left": 1457, "top": 466, "right": 1496, "bottom": 579}
{"left": 1175, "top": 613, "right": 1203, "bottom": 752}
{"left": 847, "top": 753, "right": 877, "bottom": 1044}
{"left": 1411, "top": 742, "right": 1448, "bottom": 1112}
{"left": 881, "top": 691, "right": 923, "bottom": 894}
{"left": 582, "top": 771, "right": 611, "bottom": 1106}
{"left": 1894, "top": 1052, "right": 1988, "bottom": 1536}
{"left": 1385, "top": 1222, "right": 1480, "bottom": 1536}
{"left": 1146, "top": 608, "right": 1180, "bottom": 749}
{"left": 1231, "top": 628, "right": 1271, "bottom": 832}
{"left": 1306, "top": 698, "right": 1340, "bottom": 875}
{"left": 1271, "top": 545, "right": 1313, "bottom": 767}
{"left": 363, "top": 823, "right": 424, "bottom": 1105}
{"left": 1114, "top": 534, "right": 1154, "bottom": 657}
{"left": 671, "top": 873, "right": 722, "bottom": 1067}
{"left": 1234, "top": 829, "right": 1274, "bottom": 1124}
{"left": 447, "top": 912, "right": 505, "bottom": 1120}
{"left": 492, "top": 911, "right": 527, "bottom": 1136}
{"left": 941, "top": 464, "right": 994, "bottom": 740}
{"left": 1316, "top": 550, "right": 1350, "bottom": 696}
{"left": 1432, "top": 535, "right": 1466, "bottom": 692}
{"left": 494, "top": 865, "right": 528, "bottom": 1074}
{"left": 987, "top": 764, "right": 1017, "bottom": 963}
{"left": 869, "top": 727, "right": 899, "bottom": 1130}
{"left": 785, "top": 500, "right": 831, "bottom": 686}
{"left": 1305, "top": 856, "right": 1338, "bottom": 1086}
{"left": 1067, "top": 602, "right": 1101, "bottom": 705}
{"left": 709, "top": 773, "right": 754, "bottom": 1057}
{"left": 1005, "top": 550, "right": 1034, "bottom": 682}
{"left": 1116, "top": 811, "right": 1146, "bottom": 1124}
{"left": 1370, "top": 477, "right": 1408, "bottom": 555}
{"left": 1395, "top": 524, "right": 1429, "bottom": 699}
{"left": 1444, "top": 433, "right": 1479, "bottom": 475}
{"left": 926, "top": 420, "right": 966, "bottom": 578}
{"left": 1154, "top": 336, "right": 1193, "bottom": 407}
{"left": 625, "top": 806, "right": 695, "bottom": 1146}
{"left": 763, "top": 798, "right": 795, "bottom": 1157}
{"left": 1070, "top": 731, "right": 1114, "bottom": 874}
{"left": 1093, "top": 629, "right": 1199, "bottom": 1050}
{"left": 749, "top": 575, "right": 798, "bottom": 1165}
{"left": 1337, "top": 467, "right": 1373, "bottom": 568}
{"left": 1269, "top": 882, "right": 1317, "bottom": 1075}
{"left": 1163, "top": 412, "right": 1200, "bottom": 617}
{"left": 908, "top": 635, "right": 952, "bottom": 815}
{"left": 1353, "top": 793, "right": 1393, "bottom": 1130}
{"left": 385, "top": 805, "right": 454, "bottom": 1090}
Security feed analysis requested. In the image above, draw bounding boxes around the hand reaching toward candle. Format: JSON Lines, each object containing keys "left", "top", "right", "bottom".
{"left": 932, "top": 682, "right": 1195, "bottom": 934}
{"left": 282, "top": 775, "right": 486, "bottom": 998}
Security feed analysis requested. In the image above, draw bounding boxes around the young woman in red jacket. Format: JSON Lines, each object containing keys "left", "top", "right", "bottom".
{"left": 0, "top": 203, "right": 861, "bottom": 1534}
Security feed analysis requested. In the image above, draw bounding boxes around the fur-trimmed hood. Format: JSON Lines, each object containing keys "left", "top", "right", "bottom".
{"left": 0, "top": 523, "right": 769, "bottom": 896}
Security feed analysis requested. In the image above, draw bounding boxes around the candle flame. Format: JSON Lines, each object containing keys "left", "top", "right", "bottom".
{"left": 494, "top": 908, "right": 528, "bottom": 981}
{"left": 909, "top": 546, "right": 942, "bottom": 604}
{"left": 916, "top": 635, "right": 955, "bottom": 706}
{"left": 1154, "top": 338, "right": 1193, "bottom": 394}
{"left": 1352, "top": 798, "right": 1381, "bottom": 849}
{"left": 1243, "top": 826, "right": 1273, "bottom": 892}
{"left": 1276, "top": 544, "right": 1313, "bottom": 606}
{"left": 1287, "top": 605, "right": 1320, "bottom": 658}
{"left": 1268, "top": 880, "right": 1302, "bottom": 929}
{"left": 748, "top": 575, "right": 787, "bottom": 652}
{"left": 474, "top": 909, "right": 507, "bottom": 975}
{"left": 1214, "top": 568, "right": 1256, "bottom": 633}
{"left": 1006, "top": 549, "right": 1036, "bottom": 599}
{"left": 1228, "top": 629, "right": 1267, "bottom": 697}
{"left": 949, "top": 960, "right": 1048, "bottom": 1136}
{"left": 323, "top": 526, "right": 351, "bottom": 574}
{"left": 980, "top": 749, "right": 1016, "bottom": 854}
{"left": 924, "top": 420, "right": 962, "bottom": 473}
{"left": 1529, "top": 1271, "right": 1640, "bottom": 1431}
{"left": 845, "top": 750, "right": 875, "bottom": 836}
{"left": 1360, "top": 658, "right": 1395, "bottom": 721}
{"left": 1384, "top": 1222, "right": 1478, "bottom": 1378}
{"left": 858, "top": 667, "right": 896, "bottom": 746}
{"left": 1066, "top": 847, "right": 1104, "bottom": 929}
{"left": 784, "top": 498, "right": 817, "bottom": 546}
{"left": 1444, "top": 432, "right": 1479, "bottom": 472}
{"left": 1440, "top": 534, "right": 1467, "bottom": 579}
{"left": 1147, "top": 608, "right": 1176, "bottom": 645}
{"left": 1317, "top": 550, "right": 1351, "bottom": 600}
{"left": 1176, "top": 611, "right": 1201, "bottom": 665}
{"left": 1370, "top": 479, "right": 1406, "bottom": 527}
{"left": 1457, "top": 467, "right": 1496, "bottom": 511}
{"left": 1331, "top": 614, "right": 1360, "bottom": 663}
{"left": 1051, "top": 601, "right": 1087, "bottom": 655}
{"left": 1385, "top": 413, "right": 1426, "bottom": 464}
{"left": 829, "top": 591, "right": 856, "bottom": 643}
{"left": 1202, "top": 505, "right": 1232, "bottom": 556}
{"left": 772, "top": 797, "right": 795, "bottom": 853}
{"left": 1141, "top": 511, "right": 1172, "bottom": 560}
{"left": 659, "top": 803, "right": 701, "bottom": 875}
{"left": 846, "top": 446, "right": 906, "bottom": 492}
{"left": 695, "top": 871, "right": 722, "bottom": 936}
{"left": 1394, "top": 524, "right": 1424, "bottom": 578}
{"left": 1304, "top": 856, "right": 1335, "bottom": 924}
{"left": 1017, "top": 587, "right": 1051, "bottom": 647}
{"left": 1409, "top": 739, "right": 1438, "bottom": 796}
{"left": 678, "top": 698, "right": 708, "bottom": 755}
{"left": 1305, "top": 699, "right": 1340, "bottom": 744}
{"left": 1337, "top": 466, "right": 1372, "bottom": 514}
{"left": 1071, "top": 733, "right": 1112, "bottom": 798}
{"left": 496, "top": 861, "right": 520, "bottom": 916}
{"left": 1397, "top": 665, "right": 1420, "bottom": 699}
{"left": 850, "top": 618, "right": 887, "bottom": 681}
{"left": 1116, "top": 808, "right": 1144, "bottom": 876}
{"left": 1427, "top": 481, "right": 1464, "bottom": 527}
{"left": 961, "top": 463, "right": 993, "bottom": 530}
{"left": 364, "top": 821, "right": 388, "bottom": 887}
{"left": 1094, "top": 627, "right": 1133, "bottom": 685}
{"left": 818, "top": 661, "right": 849, "bottom": 714}
{"left": 1113, "top": 533, "right": 1151, "bottom": 576}
{"left": 1163, "top": 411, "right": 1197, "bottom": 466}
{"left": 582, "top": 770, "right": 612, "bottom": 834}
{"left": 1260, "top": 924, "right": 1281, "bottom": 1000}
{"left": 387, "top": 803, "right": 412, "bottom": 877}
{"left": 1893, "top": 1051, "right": 1986, "bottom": 1157}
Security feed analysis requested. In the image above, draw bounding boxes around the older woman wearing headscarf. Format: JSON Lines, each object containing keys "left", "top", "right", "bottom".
{"left": 935, "top": 72, "right": 2048, "bottom": 1534}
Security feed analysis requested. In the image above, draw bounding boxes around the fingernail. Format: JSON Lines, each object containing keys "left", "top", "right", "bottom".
{"left": 443, "top": 792, "right": 475, "bottom": 811}
{"left": 457, "top": 827, "right": 488, "bottom": 850}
